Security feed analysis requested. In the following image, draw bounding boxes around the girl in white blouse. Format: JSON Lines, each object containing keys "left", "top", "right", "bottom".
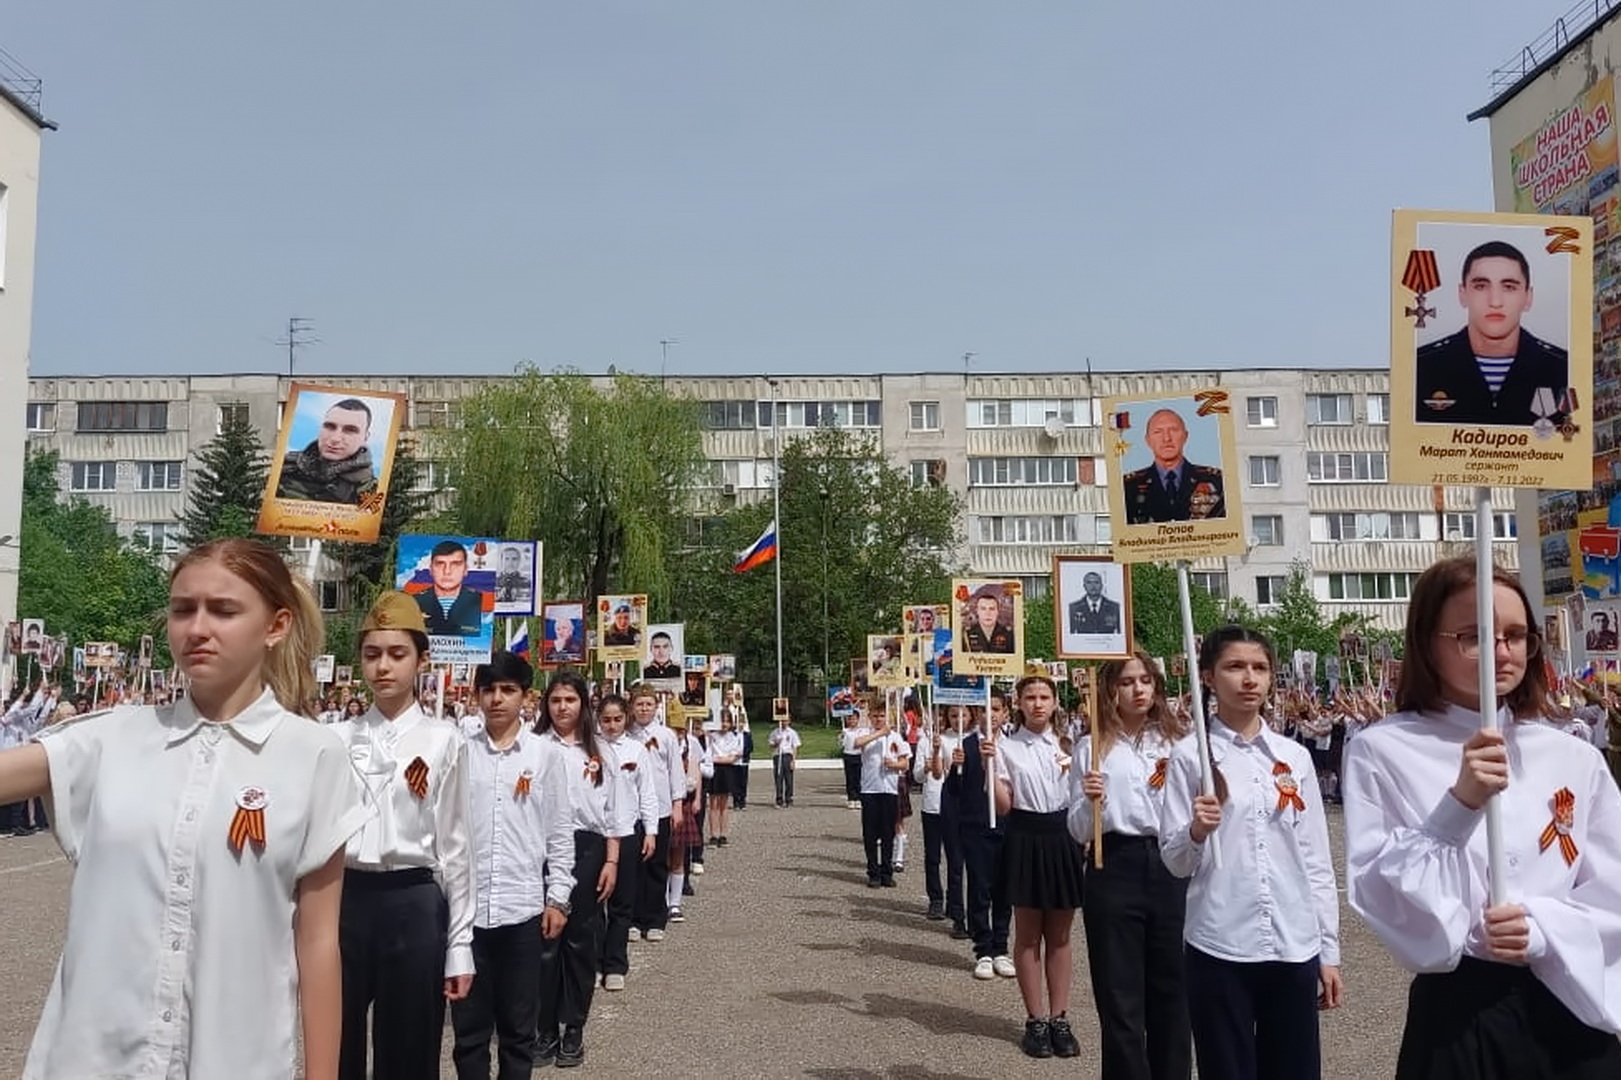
{"left": 988, "top": 674, "right": 1086, "bottom": 1060}
{"left": 0, "top": 537, "right": 369, "bottom": 1080}
{"left": 707, "top": 709, "right": 743, "bottom": 847}
{"left": 1160, "top": 625, "right": 1342, "bottom": 1080}
{"left": 1069, "top": 651, "right": 1192, "bottom": 1080}
{"left": 1344, "top": 557, "right": 1621, "bottom": 1079}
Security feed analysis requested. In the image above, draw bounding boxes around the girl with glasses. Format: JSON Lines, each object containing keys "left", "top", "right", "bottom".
{"left": 1344, "top": 556, "right": 1621, "bottom": 1078}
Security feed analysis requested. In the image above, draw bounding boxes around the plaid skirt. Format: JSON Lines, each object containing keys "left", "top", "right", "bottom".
{"left": 672, "top": 796, "right": 702, "bottom": 849}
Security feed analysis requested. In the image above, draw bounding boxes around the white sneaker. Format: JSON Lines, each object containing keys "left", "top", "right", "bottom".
{"left": 669, "top": 906, "right": 685, "bottom": 923}
{"left": 849, "top": 800, "right": 861, "bottom": 810}
{"left": 603, "top": 973, "right": 626, "bottom": 991}
{"left": 993, "top": 955, "right": 1016, "bottom": 978}
{"left": 692, "top": 862, "right": 705, "bottom": 876}
{"left": 645, "top": 928, "right": 666, "bottom": 942}
{"left": 973, "top": 957, "right": 995, "bottom": 980}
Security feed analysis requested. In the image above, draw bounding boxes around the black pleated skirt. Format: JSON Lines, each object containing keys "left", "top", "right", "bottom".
{"left": 996, "top": 809, "right": 1085, "bottom": 910}
{"left": 1396, "top": 957, "right": 1621, "bottom": 1079}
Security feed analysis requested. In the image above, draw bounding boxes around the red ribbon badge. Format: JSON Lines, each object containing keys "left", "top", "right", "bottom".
{"left": 1149, "top": 757, "right": 1168, "bottom": 790}
{"left": 1273, "top": 761, "right": 1305, "bottom": 812}
{"left": 1538, "top": 787, "right": 1579, "bottom": 866}
{"left": 405, "top": 756, "right": 430, "bottom": 800}
{"left": 514, "top": 769, "right": 533, "bottom": 798}
{"left": 228, "top": 785, "right": 268, "bottom": 853}
{"left": 645, "top": 737, "right": 659, "bottom": 752}
{"left": 621, "top": 760, "right": 638, "bottom": 772}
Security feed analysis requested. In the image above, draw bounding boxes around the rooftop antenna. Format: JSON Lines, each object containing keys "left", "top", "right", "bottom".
{"left": 963, "top": 351, "right": 977, "bottom": 376}
{"left": 275, "top": 317, "right": 319, "bottom": 377}
{"left": 660, "top": 338, "right": 680, "bottom": 378}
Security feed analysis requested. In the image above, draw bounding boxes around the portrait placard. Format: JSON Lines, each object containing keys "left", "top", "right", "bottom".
{"left": 929, "top": 629, "right": 990, "bottom": 707}
{"left": 1389, "top": 209, "right": 1594, "bottom": 489}
{"left": 541, "top": 601, "right": 586, "bottom": 665}
{"left": 314, "top": 655, "right": 336, "bottom": 684}
{"left": 1103, "top": 390, "right": 1245, "bottom": 562}
{"left": 1053, "top": 555, "right": 1133, "bottom": 660}
{"left": 708, "top": 654, "right": 737, "bottom": 682}
{"left": 604, "top": 660, "right": 625, "bottom": 683}
{"left": 492, "top": 541, "right": 541, "bottom": 616}
{"left": 951, "top": 578, "right": 1024, "bottom": 678}
{"left": 827, "top": 685, "right": 857, "bottom": 719}
{"left": 396, "top": 535, "right": 498, "bottom": 664}
{"left": 642, "top": 623, "right": 685, "bottom": 692}
{"left": 678, "top": 670, "right": 710, "bottom": 720}
{"left": 867, "top": 634, "right": 910, "bottom": 688}
{"left": 257, "top": 382, "right": 407, "bottom": 543}
{"left": 849, "top": 658, "right": 872, "bottom": 694}
{"left": 20, "top": 619, "right": 43, "bottom": 656}
{"left": 335, "top": 665, "right": 353, "bottom": 687}
{"left": 596, "top": 594, "right": 649, "bottom": 664}
{"left": 84, "top": 641, "right": 116, "bottom": 669}
{"left": 773, "top": 697, "right": 791, "bottom": 721}
{"left": 902, "top": 604, "right": 951, "bottom": 635}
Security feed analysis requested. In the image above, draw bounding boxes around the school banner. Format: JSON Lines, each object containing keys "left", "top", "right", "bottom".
{"left": 257, "top": 383, "right": 406, "bottom": 543}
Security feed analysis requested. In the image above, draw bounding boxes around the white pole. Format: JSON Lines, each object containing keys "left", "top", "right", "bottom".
{"left": 771, "top": 380, "right": 784, "bottom": 701}
{"left": 1474, "top": 487, "right": 1507, "bottom": 906}
{"left": 1178, "top": 562, "right": 1221, "bottom": 870}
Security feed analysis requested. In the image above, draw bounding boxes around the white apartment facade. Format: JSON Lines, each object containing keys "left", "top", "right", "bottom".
{"left": 22, "top": 368, "right": 1517, "bottom": 629}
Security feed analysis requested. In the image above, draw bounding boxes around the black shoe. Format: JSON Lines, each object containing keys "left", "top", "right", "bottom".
{"left": 556, "top": 1025, "right": 584, "bottom": 1068}
{"left": 926, "top": 901, "right": 945, "bottom": 921}
{"left": 1021, "top": 1018, "right": 1053, "bottom": 1059}
{"left": 682, "top": 881, "right": 696, "bottom": 896}
{"left": 1048, "top": 1015, "right": 1080, "bottom": 1058}
{"left": 867, "top": 877, "right": 882, "bottom": 888}
{"left": 881, "top": 877, "right": 897, "bottom": 888}
{"left": 536, "top": 1033, "right": 559, "bottom": 1065}
{"left": 716, "top": 836, "right": 728, "bottom": 847}
{"left": 949, "top": 923, "right": 970, "bottom": 940}
{"left": 776, "top": 798, "right": 785, "bottom": 807}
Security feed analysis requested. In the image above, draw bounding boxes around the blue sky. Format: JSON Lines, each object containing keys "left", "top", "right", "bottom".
{"left": 7, "top": 2, "right": 1555, "bottom": 377}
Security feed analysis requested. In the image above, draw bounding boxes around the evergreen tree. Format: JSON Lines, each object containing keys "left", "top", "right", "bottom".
{"left": 177, "top": 410, "right": 273, "bottom": 549}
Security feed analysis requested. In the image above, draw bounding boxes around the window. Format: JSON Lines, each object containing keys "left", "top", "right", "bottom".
{"left": 412, "top": 400, "right": 461, "bottom": 429}
{"left": 1190, "top": 571, "right": 1228, "bottom": 599}
{"left": 317, "top": 580, "right": 343, "bottom": 612}
{"left": 25, "top": 403, "right": 54, "bottom": 431}
{"left": 70, "top": 461, "right": 117, "bottom": 492}
{"left": 1095, "top": 515, "right": 1113, "bottom": 545}
{"left": 1246, "top": 396, "right": 1278, "bottom": 428}
{"left": 909, "top": 401, "right": 941, "bottom": 431}
{"left": 76, "top": 401, "right": 167, "bottom": 433}
{"left": 1307, "top": 393, "right": 1353, "bottom": 425}
{"left": 1017, "top": 576, "right": 1053, "bottom": 601}
{"left": 1251, "top": 514, "right": 1284, "bottom": 546}
{"left": 414, "top": 461, "right": 460, "bottom": 491}
{"left": 287, "top": 535, "right": 314, "bottom": 551}
{"left": 1248, "top": 455, "right": 1281, "bottom": 487}
{"left": 966, "top": 456, "right": 1078, "bottom": 486}
{"left": 1444, "top": 512, "right": 1517, "bottom": 540}
{"left": 1325, "top": 572, "right": 1419, "bottom": 601}
{"left": 1255, "top": 575, "right": 1288, "bottom": 605}
{"left": 1307, "top": 451, "right": 1387, "bottom": 483}
{"left": 136, "top": 461, "right": 183, "bottom": 491}
{"left": 1366, "top": 393, "right": 1390, "bottom": 425}
{"left": 758, "top": 400, "right": 882, "bottom": 428}
{"left": 702, "top": 401, "right": 755, "bottom": 430}
{"left": 965, "top": 398, "right": 1099, "bottom": 428}
{"left": 974, "top": 515, "right": 1084, "bottom": 544}
{"left": 1313, "top": 512, "right": 1422, "bottom": 541}
{"left": 133, "top": 522, "right": 179, "bottom": 554}
{"left": 910, "top": 459, "right": 946, "bottom": 489}
{"left": 216, "top": 402, "right": 250, "bottom": 433}
{"left": 706, "top": 459, "right": 775, "bottom": 491}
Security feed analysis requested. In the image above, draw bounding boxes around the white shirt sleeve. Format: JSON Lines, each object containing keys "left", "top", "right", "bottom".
{"left": 912, "top": 734, "right": 931, "bottom": 785}
{"left": 297, "top": 733, "right": 374, "bottom": 879}
{"left": 433, "top": 734, "right": 476, "bottom": 978}
{"left": 1066, "top": 736, "right": 1095, "bottom": 846}
{"left": 1157, "top": 742, "right": 1205, "bottom": 879}
{"left": 1296, "top": 761, "right": 1341, "bottom": 966}
{"left": 634, "top": 746, "right": 660, "bottom": 833}
{"left": 37, "top": 711, "right": 115, "bottom": 863}
{"left": 538, "top": 746, "right": 576, "bottom": 910}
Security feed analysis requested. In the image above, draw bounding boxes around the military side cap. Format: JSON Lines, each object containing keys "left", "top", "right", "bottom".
{"left": 363, "top": 591, "right": 428, "bottom": 634}
{"left": 970, "top": 584, "right": 1002, "bottom": 603}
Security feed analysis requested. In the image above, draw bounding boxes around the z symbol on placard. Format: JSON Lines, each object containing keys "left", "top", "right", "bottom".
{"left": 1193, "top": 390, "right": 1230, "bottom": 416}
{"left": 1545, "top": 226, "right": 1582, "bottom": 255}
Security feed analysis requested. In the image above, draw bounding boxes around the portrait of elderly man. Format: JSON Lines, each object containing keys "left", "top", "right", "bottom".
{"left": 1121, "top": 407, "right": 1225, "bottom": 524}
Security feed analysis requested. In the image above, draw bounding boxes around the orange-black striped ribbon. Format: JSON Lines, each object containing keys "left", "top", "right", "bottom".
{"left": 621, "top": 760, "right": 638, "bottom": 772}
{"left": 405, "top": 756, "right": 430, "bottom": 800}
{"left": 1193, "top": 389, "right": 1230, "bottom": 416}
{"left": 228, "top": 806, "right": 266, "bottom": 852}
{"left": 1402, "top": 249, "right": 1441, "bottom": 295}
{"left": 1149, "top": 758, "right": 1168, "bottom": 790}
{"left": 1538, "top": 787, "right": 1579, "bottom": 866}
{"left": 513, "top": 772, "right": 532, "bottom": 798}
{"left": 645, "top": 737, "right": 659, "bottom": 751}
{"left": 1273, "top": 761, "right": 1306, "bottom": 812}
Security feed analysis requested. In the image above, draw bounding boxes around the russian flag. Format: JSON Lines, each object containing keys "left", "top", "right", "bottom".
{"left": 734, "top": 520, "right": 778, "bottom": 573}
{"left": 506, "top": 618, "right": 530, "bottom": 660}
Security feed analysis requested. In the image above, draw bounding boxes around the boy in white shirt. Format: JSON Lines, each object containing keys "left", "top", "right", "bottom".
{"left": 855, "top": 702, "right": 910, "bottom": 887}
{"left": 768, "top": 711, "right": 801, "bottom": 807}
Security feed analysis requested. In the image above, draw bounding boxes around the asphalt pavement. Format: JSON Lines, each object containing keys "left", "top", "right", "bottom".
{"left": 0, "top": 769, "right": 1411, "bottom": 1078}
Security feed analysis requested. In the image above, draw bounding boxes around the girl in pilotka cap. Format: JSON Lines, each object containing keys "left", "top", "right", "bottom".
{"left": 332, "top": 590, "right": 475, "bottom": 1080}
{"left": 0, "top": 537, "right": 370, "bottom": 1079}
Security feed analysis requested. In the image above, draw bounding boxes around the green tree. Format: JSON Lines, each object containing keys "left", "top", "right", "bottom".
{"left": 1127, "top": 562, "right": 1226, "bottom": 661}
{"left": 431, "top": 366, "right": 707, "bottom": 608}
{"left": 17, "top": 449, "right": 170, "bottom": 678}
{"left": 671, "top": 427, "right": 962, "bottom": 702}
{"left": 177, "top": 409, "right": 274, "bottom": 548}
{"left": 1242, "top": 560, "right": 1384, "bottom": 686}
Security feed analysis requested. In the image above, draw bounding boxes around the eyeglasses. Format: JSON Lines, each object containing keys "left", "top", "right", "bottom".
{"left": 1436, "top": 629, "right": 1541, "bottom": 659}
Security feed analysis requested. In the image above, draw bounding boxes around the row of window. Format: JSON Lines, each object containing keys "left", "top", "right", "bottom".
{"left": 699, "top": 399, "right": 885, "bottom": 430}
{"left": 973, "top": 514, "right": 1113, "bottom": 545}
{"left": 1183, "top": 570, "right": 1420, "bottom": 604}
{"left": 1243, "top": 452, "right": 1391, "bottom": 487}
{"left": 68, "top": 461, "right": 184, "bottom": 492}
{"left": 1245, "top": 393, "right": 1391, "bottom": 428}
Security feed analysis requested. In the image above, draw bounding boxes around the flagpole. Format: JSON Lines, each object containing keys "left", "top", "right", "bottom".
{"left": 770, "top": 377, "right": 784, "bottom": 701}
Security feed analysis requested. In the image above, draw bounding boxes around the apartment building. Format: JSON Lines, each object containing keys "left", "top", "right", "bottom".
{"left": 23, "top": 368, "right": 1519, "bottom": 629}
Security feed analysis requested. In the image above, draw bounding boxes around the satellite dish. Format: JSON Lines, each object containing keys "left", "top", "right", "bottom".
{"left": 1042, "top": 416, "right": 1064, "bottom": 440}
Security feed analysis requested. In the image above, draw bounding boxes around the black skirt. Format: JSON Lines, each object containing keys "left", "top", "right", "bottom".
{"left": 708, "top": 766, "right": 732, "bottom": 797}
{"left": 996, "top": 809, "right": 1085, "bottom": 910}
{"left": 1396, "top": 957, "right": 1621, "bottom": 1079}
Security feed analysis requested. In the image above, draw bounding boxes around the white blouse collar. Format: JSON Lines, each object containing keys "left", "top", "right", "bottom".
{"left": 165, "top": 687, "right": 286, "bottom": 748}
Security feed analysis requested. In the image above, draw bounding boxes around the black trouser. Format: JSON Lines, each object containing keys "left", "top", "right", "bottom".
{"left": 731, "top": 762, "right": 750, "bottom": 807}
{"left": 537, "top": 831, "right": 607, "bottom": 1038}
{"left": 631, "top": 815, "right": 671, "bottom": 933}
{"left": 1082, "top": 833, "right": 1191, "bottom": 1080}
{"left": 4, "top": 797, "right": 45, "bottom": 832}
{"left": 859, "top": 791, "right": 898, "bottom": 881}
{"left": 1184, "top": 945, "right": 1320, "bottom": 1080}
{"left": 339, "top": 868, "right": 448, "bottom": 1080}
{"left": 773, "top": 755, "right": 795, "bottom": 804}
{"left": 959, "top": 823, "right": 1009, "bottom": 957}
{"left": 451, "top": 916, "right": 544, "bottom": 1080}
{"left": 921, "top": 811, "right": 945, "bottom": 904}
{"left": 599, "top": 825, "right": 640, "bottom": 976}
{"left": 842, "top": 754, "right": 862, "bottom": 801}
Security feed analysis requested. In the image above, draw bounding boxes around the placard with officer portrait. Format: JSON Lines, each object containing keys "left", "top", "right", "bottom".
{"left": 1103, "top": 390, "right": 1246, "bottom": 563}
{"left": 1390, "top": 209, "right": 1594, "bottom": 489}
{"left": 951, "top": 578, "right": 1024, "bottom": 678}
{"left": 1053, "top": 554, "right": 1133, "bottom": 660}
{"left": 257, "top": 383, "right": 407, "bottom": 543}
{"left": 902, "top": 604, "right": 950, "bottom": 635}
{"left": 596, "top": 594, "right": 649, "bottom": 664}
